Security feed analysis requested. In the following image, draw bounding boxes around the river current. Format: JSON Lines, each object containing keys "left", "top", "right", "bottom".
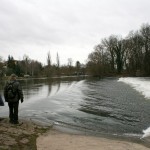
{"left": 0, "top": 77, "right": 150, "bottom": 138}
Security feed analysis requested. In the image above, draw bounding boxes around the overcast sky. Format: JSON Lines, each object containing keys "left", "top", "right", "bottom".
{"left": 0, "top": 0, "right": 150, "bottom": 65}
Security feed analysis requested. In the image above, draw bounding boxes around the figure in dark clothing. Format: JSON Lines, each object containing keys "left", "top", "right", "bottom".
{"left": 0, "top": 95, "right": 4, "bottom": 106}
{"left": 4, "top": 74, "right": 24, "bottom": 124}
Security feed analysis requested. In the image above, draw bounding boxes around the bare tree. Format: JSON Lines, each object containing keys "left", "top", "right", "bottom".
{"left": 56, "top": 52, "right": 60, "bottom": 68}
{"left": 23, "top": 54, "right": 31, "bottom": 75}
{"left": 56, "top": 52, "right": 60, "bottom": 76}
{"left": 102, "top": 35, "right": 125, "bottom": 74}
{"left": 87, "top": 44, "right": 105, "bottom": 77}
{"left": 140, "top": 23, "right": 150, "bottom": 74}
{"left": 114, "top": 40, "right": 124, "bottom": 74}
{"left": 102, "top": 36, "right": 117, "bottom": 72}
{"left": 0, "top": 56, "right": 4, "bottom": 78}
{"left": 76, "top": 61, "right": 80, "bottom": 75}
{"left": 46, "top": 51, "right": 53, "bottom": 77}
{"left": 124, "top": 31, "right": 144, "bottom": 75}
{"left": 30, "top": 60, "right": 42, "bottom": 76}
{"left": 47, "top": 51, "right": 51, "bottom": 67}
{"left": 68, "top": 58, "right": 73, "bottom": 75}
{"left": 68, "top": 58, "right": 73, "bottom": 67}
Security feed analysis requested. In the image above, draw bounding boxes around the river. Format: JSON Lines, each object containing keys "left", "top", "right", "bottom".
{"left": 0, "top": 77, "right": 150, "bottom": 138}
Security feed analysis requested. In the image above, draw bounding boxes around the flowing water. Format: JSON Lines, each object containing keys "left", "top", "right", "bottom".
{"left": 0, "top": 77, "right": 150, "bottom": 138}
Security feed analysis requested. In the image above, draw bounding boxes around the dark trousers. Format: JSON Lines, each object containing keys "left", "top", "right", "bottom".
{"left": 8, "top": 101, "right": 19, "bottom": 122}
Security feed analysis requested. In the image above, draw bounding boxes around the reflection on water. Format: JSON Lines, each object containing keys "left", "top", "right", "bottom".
{"left": 1, "top": 77, "right": 150, "bottom": 138}
{"left": 18, "top": 77, "right": 82, "bottom": 103}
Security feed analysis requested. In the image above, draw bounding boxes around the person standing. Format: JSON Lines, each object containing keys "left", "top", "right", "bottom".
{"left": 0, "top": 94, "right": 4, "bottom": 106}
{"left": 4, "top": 74, "right": 24, "bottom": 124}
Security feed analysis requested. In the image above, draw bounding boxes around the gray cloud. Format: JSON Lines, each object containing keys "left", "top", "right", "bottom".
{"left": 0, "top": 0, "right": 150, "bottom": 64}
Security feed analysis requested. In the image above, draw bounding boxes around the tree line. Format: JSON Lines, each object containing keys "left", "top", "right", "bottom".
{"left": 87, "top": 23, "right": 150, "bottom": 77}
{"left": 0, "top": 52, "right": 85, "bottom": 78}
{"left": 0, "top": 23, "right": 150, "bottom": 78}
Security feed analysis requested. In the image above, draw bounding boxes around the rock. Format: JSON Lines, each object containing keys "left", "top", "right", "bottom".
{"left": 20, "top": 138, "right": 29, "bottom": 144}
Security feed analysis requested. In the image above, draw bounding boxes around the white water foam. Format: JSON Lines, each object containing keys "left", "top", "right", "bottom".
{"left": 118, "top": 77, "right": 150, "bottom": 99}
{"left": 141, "top": 127, "right": 150, "bottom": 139}
{"left": 118, "top": 77, "right": 150, "bottom": 139}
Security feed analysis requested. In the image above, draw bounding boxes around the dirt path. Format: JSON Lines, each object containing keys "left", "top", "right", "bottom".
{"left": 37, "top": 130, "right": 150, "bottom": 150}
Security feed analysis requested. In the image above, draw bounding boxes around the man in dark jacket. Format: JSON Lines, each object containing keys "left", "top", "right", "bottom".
{"left": 0, "top": 95, "right": 4, "bottom": 106}
{"left": 4, "top": 74, "right": 24, "bottom": 124}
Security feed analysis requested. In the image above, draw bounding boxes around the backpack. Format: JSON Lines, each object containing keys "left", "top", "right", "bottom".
{"left": 6, "top": 82, "right": 17, "bottom": 99}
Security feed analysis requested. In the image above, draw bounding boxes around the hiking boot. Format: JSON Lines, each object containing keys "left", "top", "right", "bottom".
{"left": 9, "top": 120, "right": 14, "bottom": 124}
{"left": 13, "top": 121, "right": 19, "bottom": 124}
